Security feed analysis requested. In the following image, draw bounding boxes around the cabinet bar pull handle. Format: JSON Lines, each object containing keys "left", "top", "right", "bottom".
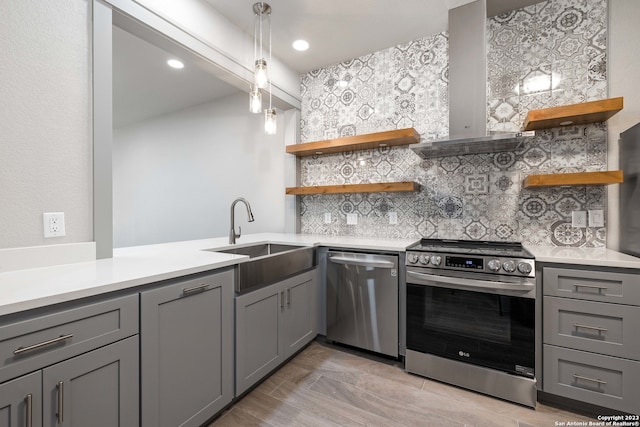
{"left": 287, "top": 288, "right": 291, "bottom": 307}
{"left": 57, "top": 381, "right": 64, "bottom": 424}
{"left": 573, "top": 283, "right": 608, "bottom": 291}
{"left": 25, "top": 394, "right": 32, "bottom": 427}
{"left": 280, "top": 291, "right": 285, "bottom": 310}
{"left": 573, "top": 374, "right": 607, "bottom": 385}
{"left": 14, "top": 334, "right": 74, "bottom": 355}
{"left": 182, "top": 284, "right": 209, "bottom": 295}
{"left": 574, "top": 323, "right": 608, "bottom": 333}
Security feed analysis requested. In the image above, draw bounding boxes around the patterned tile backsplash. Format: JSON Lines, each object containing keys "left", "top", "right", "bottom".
{"left": 298, "top": 0, "right": 608, "bottom": 247}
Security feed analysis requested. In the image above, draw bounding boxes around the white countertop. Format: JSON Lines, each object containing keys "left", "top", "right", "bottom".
{"left": 526, "top": 245, "right": 640, "bottom": 269}
{"left": 0, "top": 233, "right": 414, "bottom": 316}
{"left": 3, "top": 233, "right": 640, "bottom": 317}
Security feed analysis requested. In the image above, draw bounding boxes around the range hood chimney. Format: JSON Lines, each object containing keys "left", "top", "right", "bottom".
{"left": 411, "top": 0, "right": 533, "bottom": 159}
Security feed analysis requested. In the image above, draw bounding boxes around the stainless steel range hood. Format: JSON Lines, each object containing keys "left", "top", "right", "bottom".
{"left": 411, "top": 0, "right": 534, "bottom": 159}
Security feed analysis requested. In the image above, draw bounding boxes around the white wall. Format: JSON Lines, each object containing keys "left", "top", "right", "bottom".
{"left": 0, "top": 0, "right": 92, "bottom": 249}
{"left": 113, "top": 93, "right": 286, "bottom": 247}
{"left": 133, "top": 0, "right": 301, "bottom": 103}
{"left": 607, "top": 0, "right": 640, "bottom": 251}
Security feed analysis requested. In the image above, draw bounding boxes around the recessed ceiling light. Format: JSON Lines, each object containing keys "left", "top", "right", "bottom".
{"left": 292, "top": 39, "right": 309, "bottom": 51}
{"left": 167, "top": 59, "right": 184, "bottom": 69}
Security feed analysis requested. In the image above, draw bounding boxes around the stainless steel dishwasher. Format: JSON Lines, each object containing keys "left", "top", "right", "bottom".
{"left": 326, "top": 251, "right": 399, "bottom": 357}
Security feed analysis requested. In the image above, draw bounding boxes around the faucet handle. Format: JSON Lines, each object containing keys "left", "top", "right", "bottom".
{"left": 236, "top": 226, "right": 241, "bottom": 239}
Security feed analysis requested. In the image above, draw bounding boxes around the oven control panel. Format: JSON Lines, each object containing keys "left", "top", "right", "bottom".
{"left": 406, "top": 252, "right": 535, "bottom": 278}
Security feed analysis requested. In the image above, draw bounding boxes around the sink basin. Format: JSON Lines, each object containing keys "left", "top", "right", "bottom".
{"left": 204, "top": 243, "right": 316, "bottom": 294}
{"left": 216, "top": 243, "right": 304, "bottom": 258}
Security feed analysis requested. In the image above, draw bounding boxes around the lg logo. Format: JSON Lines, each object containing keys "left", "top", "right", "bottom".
{"left": 458, "top": 351, "right": 470, "bottom": 358}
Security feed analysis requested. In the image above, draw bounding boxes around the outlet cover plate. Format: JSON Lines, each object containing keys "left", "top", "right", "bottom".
{"left": 588, "top": 209, "right": 604, "bottom": 227}
{"left": 43, "top": 212, "right": 66, "bottom": 237}
{"left": 571, "top": 211, "right": 587, "bottom": 228}
{"left": 389, "top": 211, "right": 398, "bottom": 225}
{"left": 346, "top": 213, "right": 358, "bottom": 225}
{"left": 324, "top": 213, "right": 332, "bottom": 224}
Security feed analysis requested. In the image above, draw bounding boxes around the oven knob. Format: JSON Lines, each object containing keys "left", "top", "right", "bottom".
{"left": 407, "top": 253, "right": 419, "bottom": 264}
{"left": 518, "top": 262, "right": 532, "bottom": 275}
{"left": 487, "top": 259, "right": 501, "bottom": 271}
{"left": 418, "top": 254, "right": 429, "bottom": 265}
{"left": 502, "top": 260, "right": 516, "bottom": 273}
{"left": 430, "top": 255, "right": 442, "bottom": 266}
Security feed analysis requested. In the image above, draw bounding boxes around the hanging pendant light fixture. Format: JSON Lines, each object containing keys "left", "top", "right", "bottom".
{"left": 265, "top": 108, "right": 277, "bottom": 135}
{"left": 249, "top": 85, "right": 262, "bottom": 114}
{"left": 253, "top": 2, "right": 270, "bottom": 89}
{"left": 250, "top": 2, "right": 276, "bottom": 134}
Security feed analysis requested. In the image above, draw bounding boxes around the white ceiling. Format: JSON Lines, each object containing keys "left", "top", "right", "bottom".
{"left": 205, "top": 0, "right": 541, "bottom": 74}
{"left": 112, "top": 26, "right": 240, "bottom": 128}
{"left": 111, "top": 0, "right": 541, "bottom": 126}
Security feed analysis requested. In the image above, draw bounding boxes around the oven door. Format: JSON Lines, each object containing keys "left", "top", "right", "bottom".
{"left": 406, "top": 268, "right": 535, "bottom": 378}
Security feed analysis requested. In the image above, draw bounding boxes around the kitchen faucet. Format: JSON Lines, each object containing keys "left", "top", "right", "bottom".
{"left": 229, "top": 198, "right": 255, "bottom": 244}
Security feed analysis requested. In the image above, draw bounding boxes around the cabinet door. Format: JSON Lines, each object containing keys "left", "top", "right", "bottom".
{"left": 284, "top": 270, "right": 318, "bottom": 358}
{"left": 0, "top": 372, "right": 42, "bottom": 427}
{"left": 42, "top": 336, "right": 138, "bottom": 427}
{"left": 140, "top": 270, "right": 233, "bottom": 427}
{"left": 235, "top": 284, "right": 286, "bottom": 396}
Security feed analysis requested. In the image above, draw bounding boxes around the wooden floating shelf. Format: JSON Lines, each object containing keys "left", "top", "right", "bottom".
{"left": 523, "top": 170, "right": 624, "bottom": 188}
{"left": 523, "top": 97, "right": 623, "bottom": 131}
{"left": 286, "top": 128, "right": 420, "bottom": 157}
{"left": 285, "top": 181, "right": 421, "bottom": 195}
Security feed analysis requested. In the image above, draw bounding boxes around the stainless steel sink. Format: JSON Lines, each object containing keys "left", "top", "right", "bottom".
{"left": 215, "top": 243, "right": 304, "bottom": 258}
{"left": 205, "top": 243, "right": 316, "bottom": 294}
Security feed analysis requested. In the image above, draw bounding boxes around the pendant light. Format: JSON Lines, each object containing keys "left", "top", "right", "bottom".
{"left": 250, "top": 2, "right": 276, "bottom": 134}
{"left": 265, "top": 108, "right": 277, "bottom": 135}
{"left": 249, "top": 85, "right": 262, "bottom": 114}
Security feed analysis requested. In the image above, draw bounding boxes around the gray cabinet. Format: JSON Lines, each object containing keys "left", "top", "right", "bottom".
{"left": 0, "top": 335, "right": 138, "bottom": 427}
{"left": 140, "top": 269, "right": 234, "bottom": 427}
{"left": 42, "top": 336, "right": 138, "bottom": 427}
{"left": 284, "top": 273, "right": 318, "bottom": 357}
{"left": 235, "top": 269, "right": 317, "bottom": 395}
{"left": 0, "top": 294, "right": 139, "bottom": 427}
{"left": 0, "top": 372, "right": 42, "bottom": 427}
{"left": 542, "top": 265, "right": 640, "bottom": 413}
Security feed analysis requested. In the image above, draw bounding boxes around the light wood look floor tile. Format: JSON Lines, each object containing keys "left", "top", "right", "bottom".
{"left": 210, "top": 341, "right": 598, "bottom": 427}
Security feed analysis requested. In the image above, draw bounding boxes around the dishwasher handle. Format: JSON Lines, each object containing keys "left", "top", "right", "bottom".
{"left": 328, "top": 255, "right": 395, "bottom": 269}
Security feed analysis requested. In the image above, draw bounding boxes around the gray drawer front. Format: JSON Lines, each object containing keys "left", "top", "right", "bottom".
{"left": 0, "top": 294, "right": 138, "bottom": 383}
{"left": 543, "top": 296, "right": 640, "bottom": 360}
{"left": 543, "top": 345, "right": 640, "bottom": 413}
{"left": 543, "top": 267, "right": 640, "bottom": 305}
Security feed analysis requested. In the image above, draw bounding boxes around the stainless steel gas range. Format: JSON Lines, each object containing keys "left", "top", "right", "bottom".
{"left": 404, "top": 239, "right": 537, "bottom": 408}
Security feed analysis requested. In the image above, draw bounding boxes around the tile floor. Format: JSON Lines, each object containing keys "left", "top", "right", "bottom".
{"left": 210, "top": 341, "right": 597, "bottom": 426}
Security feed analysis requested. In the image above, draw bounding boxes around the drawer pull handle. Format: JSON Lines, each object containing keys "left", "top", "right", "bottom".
{"left": 13, "top": 334, "right": 74, "bottom": 355}
{"left": 574, "top": 323, "right": 608, "bottom": 333}
{"left": 57, "top": 381, "right": 64, "bottom": 424}
{"left": 280, "top": 291, "right": 285, "bottom": 311}
{"left": 573, "top": 283, "right": 608, "bottom": 292}
{"left": 182, "top": 284, "right": 209, "bottom": 295}
{"left": 573, "top": 374, "right": 607, "bottom": 386}
{"left": 287, "top": 288, "right": 291, "bottom": 307}
{"left": 25, "top": 394, "right": 33, "bottom": 427}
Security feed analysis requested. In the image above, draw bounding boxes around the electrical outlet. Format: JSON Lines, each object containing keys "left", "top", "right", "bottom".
{"left": 389, "top": 211, "right": 398, "bottom": 225}
{"left": 589, "top": 209, "right": 604, "bottom": 227}
{"left": 346, "top": 213, "right": 358, "bottom": 225}
{"left": 43, "top": 212, "right": 66, "bottom": 237}
{"left": 571, "top": 211, "right": 587, "bottom": 228}
{"left": 324, "top": 213, "right": 332, "bottom": 224}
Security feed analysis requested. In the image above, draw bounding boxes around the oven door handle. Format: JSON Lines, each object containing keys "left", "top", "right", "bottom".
{"left": 407, "top": 271, "right": 534, "bottom": 293}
